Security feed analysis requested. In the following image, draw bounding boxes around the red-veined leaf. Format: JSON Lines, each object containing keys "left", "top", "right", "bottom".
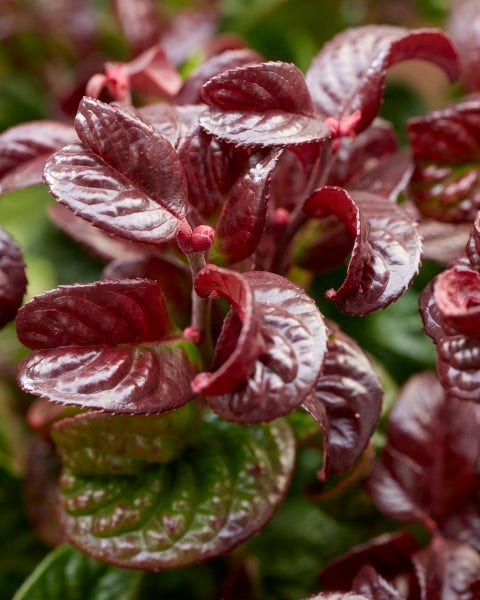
{"left": 0, "top": 227, "right": 27, "bottom": 329}
{"left": 44, "top": 98, "right": 188, "bottom": 246}
{"left": 303, "top": 186, "right": 421, "bottom": 315}
{"left": 306, "top": 26, "right": 459, "bottom": 133}
{"left": 16, "top": 280, "right": 201, "bottom": 413}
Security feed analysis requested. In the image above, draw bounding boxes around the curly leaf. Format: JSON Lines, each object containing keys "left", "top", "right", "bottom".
{"left": 0, "top": 121, "right": 76, "bottom": 193}
{"left": 193, "top": 267, "right": 327, "bottom": 422}
{"left": 434, "top": 268, "right": 480, "bottom": 337}
{"left": 467, "top": 211, "right": 480, "bottom": 269}
{"left": 303, "top": 186, "right": 421, "bottom": 315}
{"left": 56, "top": 415, "right": 295, "bottom": 570}
{"left": 216, "top": 150, "right": 281, "bottom": 262}
{"left": 306, "top": 26, "right": 459, "bottom": 133}
{"left": 13, "top": 543, "right": 142, "bottom": 600}
{"left": 436, "top": 335, "right": 480, "bottom": 402}
{"left": 0, "top": 227, "right": 27, "bottom": 329}
{"left": 303, "top": 326, "right": 382, "bottom": 477}
{"left": 366, "top": 372, "right": 480, "bottom": 525}
{"left": 16, "top": 280, "right": 200, "bottom": 413}
{"left": 44, "top": 98, "right": 187, "bottom": 246}
{"left": 408, "top": 99, "right": 480, "bottom": 222}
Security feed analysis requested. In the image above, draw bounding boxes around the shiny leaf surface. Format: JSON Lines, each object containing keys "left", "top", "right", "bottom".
{"left": 0, "top": 227, "right": 27, "bottom": 329}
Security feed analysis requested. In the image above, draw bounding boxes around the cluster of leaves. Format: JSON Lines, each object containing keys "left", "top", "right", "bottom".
{"left": 1, "top": 0, "right": 480, "bottom": 598}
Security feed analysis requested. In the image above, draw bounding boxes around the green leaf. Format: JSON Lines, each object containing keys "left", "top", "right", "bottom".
{"left": 55, "top": 413, "right": 295, "bottom": 570}
{"left": 13, "top": 544, "right": 142, "bottom": 600}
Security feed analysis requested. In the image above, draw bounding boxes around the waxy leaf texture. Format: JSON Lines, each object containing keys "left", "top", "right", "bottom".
{"left": 193, "top": 267, "right": 327, "bottom": 422}
{"left": 352, "top": 565, "right": 403, "bottom": 600}
{"left": 303, "top": 187, "right": 421, "bottom": 315}
{"left": 16, "top": 280, "right": 200, "bottom": 413}
{"left": 44, "top": 98, "right": 187, "bottom": 245}
{"left": 306, "top": 26, "right": 459, "bottom": 133}
{"left": 56, "top": 415, "right": 295, "bottom": 570}
{"left": 0, "top": 227, "right": 27, "bottom": 329}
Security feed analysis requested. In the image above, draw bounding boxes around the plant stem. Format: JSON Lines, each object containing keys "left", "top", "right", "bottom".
{"left": 186, "top": 251, "right": 213, "bottom": 360}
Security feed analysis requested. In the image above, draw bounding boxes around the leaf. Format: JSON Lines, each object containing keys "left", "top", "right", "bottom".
{"left": 448, "top": 0, "right": 480, "bottom": 92}
{"left": 303, "top": 187, "right": 421, "bottom": 315}
{"left": 0, "top": 121, "right": 76, "bottom": 194}
{"left": 306, "top": 26, "right": 459, "bottom": 133}
{"left": 176, "top": 49, "right": 263, "bottom": 105}
{"left": 200, "top": 62, "right": 330, "bottom": 147}
{"left": 123, "top": 44, "right": 182, "bottom": 98}
{"left": 443, "top": 506, "right": 480, "bottom": 553}
{"left": 305, "top": 595, "right": 368, "bottom": 600}
{"left": 366, "top": 372, "right": 480, "bottom": 526}
{"left": 352, "top": 565, "right": 403, "bottom": 600}
{"left": 303, "top": 326, "right": 382, "bottom": 477}
{"left": 407, "top": 99, "right": 480, "bottom": 222}
{"left": 420, "top": 219, "right": 471, "bottom": 265}
{"left": 56, "top": 414, "right": 295, "bottom": 570}
{"left": 44, "top": 98, "right": 188, "bottom": 246}
{"left": 433, "top": 267, "right": 480, "bottom": 336}
{"left": 16, "top": 280, "right": 201, "bottom": 414}
{"left": 436, "top": 335, "right": 480, "bottom": 402}
{"left": 112, "top": 0, "right": 162, "bottom": 56}
{"left": 412, "top": 536, "right": 480, "bottom": 600}
{"left": 467, "top": 211, "right": 480, "bottom": 269}
{"left": 193, "top": 267, "right": 327, "bottom": 423}
{"left": 0, "top": 227, "right": 27, "bottom": 329}
{"left": 216, "top": 150, "right": 281, "bottom": 263}
{"left": 13, "top": 543, "right": 142, "bottom": 600}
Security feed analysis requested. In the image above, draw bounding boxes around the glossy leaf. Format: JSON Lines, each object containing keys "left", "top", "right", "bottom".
{"left": 56, "top": 415, "right": 295, "bottom": 570}
{"left": 44, "top": 98, "right": 187, "bottom": 246}
{"left": 466, "top": 210, "right": 480, "bottom": 269}
{"left": 352, "top": 565, "right": 403, "bottom": 600}
{"left": 13, "top": 543, "right": 142, "bottom": 600}
{"left": 0, "top": 121, "right": 76, "bottom": 193}
{"left": 412, "top": 536, "right": 480, "bottom": 600}
{"left": 303, "top": 187, "right": 421, "bottom": 315}
{"left": 420, "top": 219, "right": 471, "bottom": 265}
{"left": 436, "top": 335, "right": 480, "bottom": 402}
{"left": 176, "top": 49, "right": 262, "bottom": 105}
{"left": 123, "top": 44, "right": 182, "bottom": 99}
{"left": 408, "top": 99, "right": 480, "bottom": 222}
{"left": 434, "top": 267, "right": 480, "bottom": 336}
{"left": 366, "top": 372, "right": 480, "bottom": 526}
{"left": 0, "top": 227, "right": 27, "bottom": 329}
{"left": 448, "top": 0, "right": 480, "bottom": 92}
{"left": 193, "top": 267, "right": 327, "bottom": 423}
{"left": 216, "top": 150, "right": 281, "bottom": 262}
{"left": 306, "top": 26, "right": 459, "bottom": 133}
{"left": 16, "top": 280, "right": 201, "bottom": 413}
{"left": 303, "top": 326, "right": 382, "bottom": 477}
{"left": 52, "top": 403, "right": 199, "bottom": 475}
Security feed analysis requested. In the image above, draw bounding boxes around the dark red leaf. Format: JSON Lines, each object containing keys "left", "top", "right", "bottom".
{"left": 320, "top": 531, "right": 420, "bottom": 591}
{"left": 466, "top": 211, "right": 480, "bottom": 269}
{"left": 352, "top": 565, "right": 403, "bottom": 600}
{"left": 112, "top": 0, "right": 162, "bottom": 56}
{"left": 44, "top": 98, "right": 188, "bottom": 246}
{"left": 0, "top": 227, "right": 27, "bottom": 329}
{"left": 175, "top": 49, "right": 263, "bottom": 105}
{"left": 420, "top": 219, "right": 471, "bottom": 265}
{"left": 366, "top": 372, "right": 480, "bottom": 525}
{"left": 16, "top": 280, "right": 200, "bottom": 413}
{"left": 419, "top": 280, "right": 452, "bottom": 345}
{"left": 306, "top": 595, "right": 368, "bottom": 600}
{"left": 408, "top": 99, "right": 480, "bottom": 222}
{"left": 124, "top": 44, "right": 182, "bottom": 98}
{"left": 434, "top": 267, "right": 480, "bottom": 336}
{"left": 0, "top": 121, "right": 76, "bottom": 193}
{"left": 436, "top": 335, "right": 480, "bottom": 402}
{"left": 137, "top": 104, "right": 205, "bottom": 150}
{"left": 216, "top": 150, "right": 281, "bottom": 263}
{"left": 443, "top": 506, "right": 480, "bottom": 553}
{"left": 303, "top": 326, "right": 382, "bottom": 477}
{"left": 193, "top": 267, "right": 327, "bottom": 423}
{"left": 303, "top": 187, "right": 421, "bottom": 315}
{"left": 448, "top": 0, "right": 480, "bottom": 92}
{"left": 48, "top": 203, "right": 155, "bottom": 262}
{"left": 306, "top": 26, "right": 459, "bottom": 133}
{"left": 412, "top": 536, "right": 480, "bottom": 600}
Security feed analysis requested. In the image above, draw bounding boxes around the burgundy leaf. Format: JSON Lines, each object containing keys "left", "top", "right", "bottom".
{"left": 200, "top": 62, "right": 330, "bottom": 147}
{"left": 48, "top": 203, "right": 155, "bottom": 262}
{"left": 466, "top": 210, "right": 480, "bottom": 269}
{"left": 123, "top": 44, "right": 182, "bottom": 98}
{"left": 0, "top": 227, "right": 27, "bottom": 329}
{"left": 443, "top": 506, "right": 480, "bottom": 553}
{"left": 448, "top": 0, "right": 480, "bottom": 92}
{"left": 303, "top": 326, "right": 382, "bottom": 477}
{"left": 306, "top": 26, "right": 459, "bottom": 133}
{"left": 434, "top": 267, "right": 480, "bottom": 336}
{"left": 103, "top": 255, "right": 192, "bottom": 328}
{"left": 0, "top": 121, "right": 76, "bottom": 193}
{"left": 175, "top": 49, "right": 263, "bottom": 105}
{"left": 436, "top": 335, "right": 480, "bottom": 402}
{"left": 366, "top": 372, "right": 480, "bottom": 525}
{"left": 193, "top": 267, "right": 327, "bottom": 423}
{"left": 352, "top": 565, "right": 403, "bottom": 600}
{"left": 303, "top": 187, "right": 421, "bottom": 315}
{"left": 177, "top": 126, "right": 248, "bottom": 218}
{"left": 408, "top": 99, "right": 480, "bottom": 222}
{"left": 412, "top": 536, "right": 480, "bottom": 600}
{"left": 44, "top": 98, "right": 188, "bottom": 246}
{"left": 137, "top": 104, "right": 204, "bottom": 149}
{"left": 16, "top": 280, "right": 200, "bottom": 413}
{"left": 270, "top": 147, "right": 314, "bottom": 213}
{"left": 419, "top": 280, "right": 451, "bottom": 345}
{"left": 320, "top": 531, "right": 420, "bottom": 591}
{"left": 420, "top": 219, "right": 471, "bottom": 265}
{"left": 216, "top": 150, "right": 281, "bottom": 263}
{"left": 112, "top": 0, "right": 162, "bottom": 56}
{"left": 306, "top": 595, "right": 368, "bottom": 600}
